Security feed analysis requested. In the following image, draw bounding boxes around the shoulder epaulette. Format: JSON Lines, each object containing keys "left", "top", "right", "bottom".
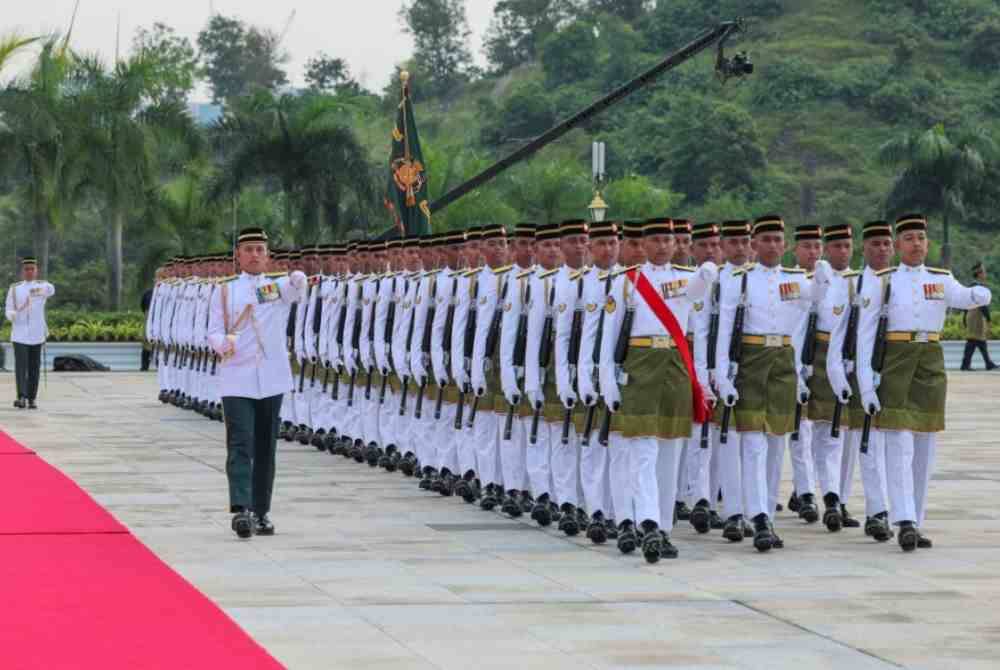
{"left": 220, "top": 275, "right": 237, "bottom": 282}
{"left": 461, "top": 266, "right": 482, "bottom": 278}
{"left": 875, "top": 266, "right": 897, "bottom": 277}
{"left": 265, "top": 271, "right": 287, "bottom": 278}
{"left": 448, "top": 269, "right": 465, "bottom": 278}
{"left": 782, "top": 266, "right": 807, "bottom": 274}
{"left": 927, "top": 266, "right": 952, "bottom": 276}
{"left": 806, "top": 272, "right": 815, "bottom": 279}
{"left": 537, "top": 268, "right": 560, "bottom": 279}
{"left": 673, "top": 264, "right": 696, "bottom": 272}
{"left": 841, "top": 270, "right": 860, "bottom": 278}
{"left": 516, "top": 268, "right": 535, "bottom": 280}
{"left": 569, "top": 269, "right": 585, "bottom": 281}
{"left": 422, "top": 269, "right": 442, "bottom": 278}
{"left": 613, "top": 264, "right": 642, "bottom": 279}
{"left": 492, "top": 264, "right": 514, "bottom": 276}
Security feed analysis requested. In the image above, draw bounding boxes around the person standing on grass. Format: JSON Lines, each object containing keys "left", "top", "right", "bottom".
{"left": 5, "top": 257, "right": 55, "bottom": 410}
{"left": 207, "top": 228, "right": 307, "bottom": 539}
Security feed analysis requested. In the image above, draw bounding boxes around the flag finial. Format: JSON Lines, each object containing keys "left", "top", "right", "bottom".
{"left": 400, "top": 70, "right": 410, "bottom": 84}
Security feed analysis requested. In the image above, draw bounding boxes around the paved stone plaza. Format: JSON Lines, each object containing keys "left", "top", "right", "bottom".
{"left": 2, "top": 371, "right": 999, "bottom": 669}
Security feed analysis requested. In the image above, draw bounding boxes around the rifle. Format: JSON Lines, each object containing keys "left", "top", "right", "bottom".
{"left": 310, "top": 276, "right": 325, "bottom": 388}
{"left": 415, "top": 274, "right": 437, "bottom": 420}
{"left": 504, "top": 277, "right": 531, "bottom": 441}
{"left": 379, "top": 277, "right": 397, "bottom": 405}
{"left": 700, "top": 280, "right": 721, "bottom": 449}
{"left": 210, "top": 351, "right": 218, "bottom": 376}
{"left": 332, "top": 279, "right": 349, "bottom": 400}
{"left": 561, "top": 275, "right": 585, "bottom": 444}
{"left": 469, "top": 272, "right": 508, "bottom": 427}
{"left": 861, "top": 277, "right": 891, "bottom": 454}
{"left": 456, "top": 272, "right": 479, "bottom": 430}
{"left": 364, "top": 276, "right": 379, "bottom": 400}
{"left": 791, "top": 301, "right": 819, "bottom": 441}
{"left": 529, "top": 282, "right": 556, "bottom": 445}
{"left": 720, "top": 271, "right": 749, "bottom": 445}
{"left": 582, "top": 271, "right": 612, "bottom": 447}
{"left": 598, "top": 278, "right": 634, "bottom": 447}
{"left": 434, "top": 274, "right": 459, "bottom": 420}
{"left": 832, "top": 270, "right": 863, "bottom": 439}
{"left": 347, "top": 280, "right": 364, "bottom": 407}
{"left": 399, "top": 277, "right": 418, "bottom": 416}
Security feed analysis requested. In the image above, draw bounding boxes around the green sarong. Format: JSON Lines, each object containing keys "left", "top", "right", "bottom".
{"left": 806, "top": 340, "right": 844, "bottom": 425}
{"left": 610, "top": 346, "right": 692, "bottom": 440}
{"left": 733, "top": 344, "right": 796, "bottom": 435}
{"left": 875, "top": 341, "right": 946, "bottom": 433}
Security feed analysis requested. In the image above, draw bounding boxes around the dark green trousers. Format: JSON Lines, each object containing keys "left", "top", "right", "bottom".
{"left": 222, "top": 394, "right": 283, "bottom": 515}
{"left": 13, "top": 343, "right": 42, "bottom": 401}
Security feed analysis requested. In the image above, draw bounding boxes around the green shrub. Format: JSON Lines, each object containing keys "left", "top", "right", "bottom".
{"left": 1, "top": 310, "right": 147, "bottom": 343}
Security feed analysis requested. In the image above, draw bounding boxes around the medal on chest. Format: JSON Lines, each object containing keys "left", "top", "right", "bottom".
{"left": 256, "top": 282, "right": 280, "bottom": 304}
{"left": 660, "top": 278, "right": 688, "bottom": 299}
{"left": 778, "top": 282, "right": 800, "bottom": 301}
{"left": 923, "top": 283, "right": 944, "bottom": 301}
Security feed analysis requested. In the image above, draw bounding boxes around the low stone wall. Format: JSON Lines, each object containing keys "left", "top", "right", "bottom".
{"left": 1, "top": 342, "right": 144, "bottom": 371}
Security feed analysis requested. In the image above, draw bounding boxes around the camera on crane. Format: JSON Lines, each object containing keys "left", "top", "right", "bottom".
{"left": 716, "top": 50, "right": 754, "bottom": 82}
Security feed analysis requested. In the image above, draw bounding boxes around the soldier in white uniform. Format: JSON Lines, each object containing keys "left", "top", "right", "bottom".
{"left": 6, "top": 257, "right": 55, "bottom": 409}
{"left": 450, "top": 230, "right": 481, "bottom": 501}
{"left": 404, "top": 235, "right": 439, "bottom": 476}
{"left": 857, "top": 214, "right": 991, "bottom": 551}
{"left": 716, "top": 215, "right": 833, "bottom": 552}
{"left": 207, "top": 227, "right": 307, "bottom": 539}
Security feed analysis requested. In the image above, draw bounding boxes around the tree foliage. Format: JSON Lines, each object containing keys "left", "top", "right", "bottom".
{"left": 196, "top": 14, "right": 288, "bottom": 105}
{"left": 483, "top": 0, "right": 574, "bottom": 74}
{"left": 399, "top": 0, "right": 474, "bottom": 98}
{"left": 131, "top": 22, "right": 198, "bottom": 104}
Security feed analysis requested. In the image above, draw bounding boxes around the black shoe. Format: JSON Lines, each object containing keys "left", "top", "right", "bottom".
{"left": 480, "top": 485, "right": 500, "bottom": 511}
{"left": 13, "top": 398, "right": 25, "bottom": 409}
{"left": 722, "top": 515, "right": 745, "bottom": 542}
{"left": 462, "top": 477, "right": 481, "bottom": 504}
{"left": 640, "top": 520, "right": 662, "bottom": 563}
{"left": 297, "top": 426, "right": 312, "bottom": 446}
{"left": 558, "top": 503, "right": 580, "bottom": 536}
{"left": 898, "top": 521, "right": 918, "bottom": 552}
{"left": 231, "top": 511, "right": 253, "bottom": 539}
{"left": 351, "top": 440, "right": 366, "bottom": 463}
{"left": 158, "top": 390, "right": 168, "bottom": 404}
{"left": 399, "top": 452, "right": 417, "bottom": 476}
{"left": 531, "top": 494, "right": 553, "bottom": 527}
{"left": 822, "top": 493, "right": 842, "bottom": 532}
{"left": 501, "top": 490, "right": 522, "bottom": 518}
{"left": 675, "top": 501, "right": 692, "bottom": 521}
{"left": 323, "top": 433, "right": 339, "bottom": 453}
{"left": 283, "top": 425, "right": 296, "bottom": 443}
{"left": 690, "top": 500, "right": 711, "bottom": 534}
{"left": 709, "top": 510, "right": 724, "bottom": 530}
{"left": 770, "top": 526, "right": 784, "bottom": 549}
{"left": 752, "top": 514, "right": 773, "bottom": 553}
{"left": 775, "top": 503, "right": 784, "bottom": 512}
{"left": 787, "top": 492, "right": 801, "bottom": 513}
{"left": 439, "top": 473, "right": 456, "bottom": 497}
{"left": 916, "top": 531, "right": 933, "bottom": 549}
{"left": 253, "top": 514, "right": 275, "bottom": 536}
{"left": 798, "top": 493, "right": 819, "bottom": 524}
{"left": 429, "top": 473, "right": 445, "bottom": 493}
{"left": 519, "top": 492, "right": 535, "bottom": 516}
{"left": 616, "top": 520, "right": 638, "bottom": 554}
{"left": 604, "top": 518, "right": 618, "bottom": 540}
{"left": 365, "top": 443, "right": 381, "bottom": 467}
{"left": 27, "top": 400, "right": 37, "bottom": 410}
{"left": 866, "top": 512, "right": 893, "bottom": 542}
{"left": 379, "top": 445, "right": 397, "bottom": 469}
{"left": 841, "top": 505, "right": 860, "bottom": 528}
{"left": 659, "top": 532, "right": 679, "bottom": 559}
{"left": 419, "top": 467, "right": 437, "bottom": 490}
{"left": 312, "top": 429, "right": 327, "bottom": 450}
{"left": 587, "top": 512, "right": 608, "bottom": 544}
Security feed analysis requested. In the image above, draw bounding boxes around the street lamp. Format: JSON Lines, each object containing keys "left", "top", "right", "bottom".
{"left": 588, "top": 190, "right": 608, "bottom": 223}
{"left": 589, "top": 141, "right": 608, "bottom": 223}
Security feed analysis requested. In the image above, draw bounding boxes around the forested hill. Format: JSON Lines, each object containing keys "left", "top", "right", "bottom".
{"left": 391, "top": 0, "right": 999, "bottom": 286}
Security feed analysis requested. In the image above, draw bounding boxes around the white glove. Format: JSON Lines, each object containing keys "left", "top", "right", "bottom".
{"left": 862, "top": 391, "right": 881, "bottom": 415}
{"left": 289, "top": 270, "right": 307, "bottom": 290}
{"left": 527, "top": 390, "right": 544, "bottom": 410}
{"left": 812, "top": 259, "right": 833, "bottom": 286}
{"left": 503, "top": 387, "right": 520, "bottom": 407}
{"left": 559, "top": 390, "right": 577, "bottom": 410}
{"left": 602, "top": 383, "right": 621, "bottom": 412}
{"left": 797, "top": 375, "right": 811, "bottom": 404}
{"left": 829, "top": 371, "right": 851, "bottom": 403}
{"left": 577, "top": 380, "right": 597, "bottom": 407}
{"left": 697, "top": 261, "right": 719, "bottom": 284}
{"left": 718, "top": 377, "right": 739, "bottom": 407}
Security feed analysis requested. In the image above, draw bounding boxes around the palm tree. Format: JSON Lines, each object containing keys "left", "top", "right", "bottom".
{"left": 209, "top": 91, "right": 377, "bottom": 244}
{"left": 502, "top": 153, "right": 592, "bottom": 224}
{"left": 0, "top": 32, "right": 40, "bottom": 78}
{"left": 878, "top": 124, "right": 996, "bottom": 268}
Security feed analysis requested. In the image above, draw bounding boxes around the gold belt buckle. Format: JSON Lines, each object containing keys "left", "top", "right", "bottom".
{"left": 914, "top": 331, "right": 929, "bottom": 343}
{"left": 764, "top": 334, "right": 783, "bottom": 347}
{"left": 651, "top": 335, "right": 672, "bottom": 349}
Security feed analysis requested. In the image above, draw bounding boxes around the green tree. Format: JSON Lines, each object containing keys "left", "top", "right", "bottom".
{"left": 540, "top": 19, "right": 599, "bottom": 88}
{"left": 131, "top": 22, "right": 198, "bottom": 104}
{"left": 0, "top": 32, "right": 40, "bottom": 78}
{"left": 483, "top": 0, "right": 575, "bottom": 74}
{"left": 502, "top": 154, "right": 591, "bottom": 223}
{"left": 878, "top": 123, "right": 996, "bottom": 268}
{"left": 399, "top": 0, "right": 473, "bottom": 98}
{"left": 584, "top": 0, "right": 649, "bottom": 23}
{"left": 304, "top": 53, "right": 360, "bottom": 95}
{"left": 210, "top": 91, "right": 377, "bottom": 244}
{"left": 602, "top": 174, "right": 683, "bottom": 219}
{"left": 196, "top": 14, "right": 288, "bottom": 105}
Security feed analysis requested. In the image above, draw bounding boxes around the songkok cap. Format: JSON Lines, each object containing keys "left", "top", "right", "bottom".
{"left": 237, "top": 227, "right": 267, "bottom": 244}
{"left": 21, "top": 257, "right": 38, "bottom": 266}
{"left": 642, "top": 217, "right": 673, "bottom": 236}
{"left": 559, "top": 219, "right": 589, "bottom": 237}
{"left": 588, "top": 221, "right": 619, "bottom": 239}
{"left": 534, "top": 223, "right": 561, "bottom": 241}
{"left": 721, "top": 220, "right": 752, "bottom": 238}
{"left": 673, "top": 219, "right": 693, "bottom": 234}
{"left": 480, "top": 223, "right": 507, "bottom": 240}
{"left": 514, "top": 222, "right": 536, "bottom": 239}
{"left": 692, "top": 222, "right": 721, "bottom": 240}
{"left": 823, "top": 223, "right": 853, "bottom": 242}
{"left": 751, "top": 215, "right": 784, "bottom": 236}
{"left": 862, "top": 220, "right": 892, "bottom": 240}
{"left": 622, "top": 220, "right": 645, "bottom": 239}
{"left": 794, "top": 224, "right": 822, "bottom": 241}
{"left": 894, "top": 213, "right": 927, "bottom": 235}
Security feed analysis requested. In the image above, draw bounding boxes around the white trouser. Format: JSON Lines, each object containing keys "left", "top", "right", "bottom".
{"left": 709, "top": 427, "right": 722, "bottom": 510}
{"left": 526, "top": 420, "right": 554, "bottom": 499}
{"left": 473, "top": 409, "right": 502, "bottom": 487}
{"left": 280, "top": 390, "right": 297, "bottom": 425}
{"left": 608, "top": 433, "right": 632, "bottom": 523}
{"left": 840, "top": 423, "right": 859, "bottom": 502}
{"left": 580, "top": 434, "right": 610, "bottom": 516}
{"left": 789, "top": 417, "right": 815, "bottom": 495}
{"left": 550, "top": 422, "right": 579, "bottom": 507}
{"left": 157, "top": 359, "right": 167, "bottom": 390}
{"left": 362, "top": 393, "right": 381, "bottom": 445}
{"left": 811, "top": 420, "right": 844, "bottom": 498}
{"left": 295, "top": 382, "right": 311, "bottom": 428}
{"left": 500, "top": 414, "right": 528, "bottom": 492}
{"left": 744, "top": 431, "right": 786, "bottom": 520}
{"left": 848, "top": 428, "right": 889, "bottom": 517}
{"left": 631, "top": 437, "right": 660, "bottom": 526}
{"left": 885, "top": 430, "right": 935, "bottom": 527}
{"left": 378, "top": 388, "right": 397, "bottom": 446}
{"left": 655, "top": 439, "right": 684, "bottom": 533}
{"left": 456, "top": 402, "right": 478, "bottom": 477}
{"left": 718, "top": 428, "right": 744, "bottom": 519}
{"left": 675, "top": 441, "right": 689, "bottom": 503}
{"left": 686, "top": 423, "right": 713, "bottom": 505}
{"left": 434, "top": 400, "right": 458, "bottom": 472}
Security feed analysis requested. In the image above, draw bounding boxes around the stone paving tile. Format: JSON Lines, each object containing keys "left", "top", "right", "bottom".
{"left": 2, "top": 371, "right": 1000, "bottom": 669}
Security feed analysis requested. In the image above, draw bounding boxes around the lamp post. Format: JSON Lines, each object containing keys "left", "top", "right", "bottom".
{"left": 589, "top": 141, "right": 608, "bottom": 223}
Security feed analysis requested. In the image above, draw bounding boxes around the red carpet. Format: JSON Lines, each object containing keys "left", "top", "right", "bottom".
{"left": 0, "top": 429, "right": 34, "bottom": 454}
{"left": 0, "top": 432, "right": 284, "bottom": 670}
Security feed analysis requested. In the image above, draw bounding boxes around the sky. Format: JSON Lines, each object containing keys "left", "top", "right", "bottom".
{"left": 5, "top": 0, "right": 498, "bottom": 99}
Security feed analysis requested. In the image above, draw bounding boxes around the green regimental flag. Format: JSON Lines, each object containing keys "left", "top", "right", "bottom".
{"left": 384, "top": 71, "right": 431, "bottom": 237}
